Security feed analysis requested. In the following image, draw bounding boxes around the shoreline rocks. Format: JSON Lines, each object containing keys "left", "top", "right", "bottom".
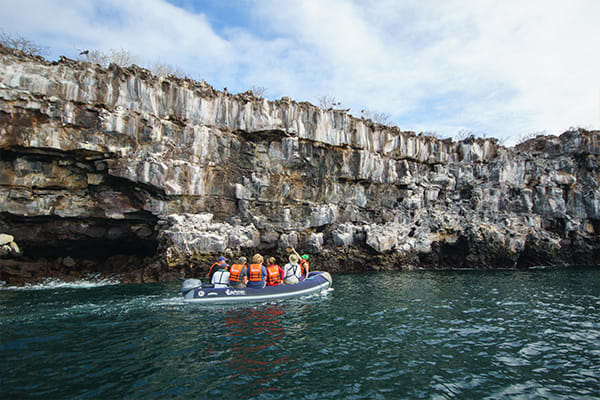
{"left": 0, "top": 233, "right": 21, "bottom": 257}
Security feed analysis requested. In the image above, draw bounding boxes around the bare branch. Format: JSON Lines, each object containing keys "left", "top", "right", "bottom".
{"left": 455, "top": 129, "right": 473, "bottom": 141}
{"left": 361, "top": 109, "right": 391, "bottom": 126}
{"left": 150, "top": 62, "right": 186, "bottom": 78}
{"left": 250, "top": 85, "right": 267, "bottom": 99}
{"left": 107, "top": 48, "right": 137, "bottom": 67}
{"left": 0, "top": 32, "right": 47, "bottom": 56}
{"left": 372, "top": 112, "right": 391, "bottom": 125}
{"left": 80, "top": 48, "right": 137, "bottom": 67}
{"left": 81, "top": 49, "right": 109, "bottom": 66}
{"left": 318, "top": 95, "right": 341, "bottom": 109}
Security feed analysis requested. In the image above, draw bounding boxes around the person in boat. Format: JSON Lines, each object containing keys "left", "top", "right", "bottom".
{"left": 207, "top": 256, "right": 229, "bottom": 280}
{"left": 289, "top": 247, "right": 310, "bottom": 280}
{"left": 247, "top": 253, "right": 268, "bottom": 289}
{"left": 299, "top": 254, "right": 310, "bottom": 279}
{"left": 211, "top": 262, "right": 230, "bottom": 288}
{"left": 283, "top": 254, "right": 302, "bottom": 284}
{"left": 229, "top": 256, "right": 249, "bottom": 289}
{"left": 265, "top": 257, "right": 284, "bottom": 286}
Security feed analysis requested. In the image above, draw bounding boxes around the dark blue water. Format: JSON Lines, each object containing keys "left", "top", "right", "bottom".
{"left": 1, "top": 268, "right": 599, "bottom": 399}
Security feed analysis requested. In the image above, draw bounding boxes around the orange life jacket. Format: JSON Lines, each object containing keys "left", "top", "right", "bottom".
{"left": 266, "top": 264, "right": 282, "bottom": 285}
{"left": 229, "top": 264, "right": 247, "bottom": 283}
{"left": 248, "top": 263, "right": 263, "bottom": 282}
{"left": 299, "top": 259, "right": 310, "bottom": 276}
{"left": 207, "top": 262, "right": 219, "bottom": 278}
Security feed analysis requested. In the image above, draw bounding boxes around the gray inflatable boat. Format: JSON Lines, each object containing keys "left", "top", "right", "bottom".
{"left": 181, "top": 271, "right": 333, "bottom": 304}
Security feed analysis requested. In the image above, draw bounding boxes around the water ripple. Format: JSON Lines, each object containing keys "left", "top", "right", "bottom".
{"left": 1, "top": 268, "right": 600, "bottom": 399}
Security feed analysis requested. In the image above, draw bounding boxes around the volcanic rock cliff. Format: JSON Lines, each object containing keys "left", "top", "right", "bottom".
{"left": 1, "top": 45, "right": 599, "bottom": 285}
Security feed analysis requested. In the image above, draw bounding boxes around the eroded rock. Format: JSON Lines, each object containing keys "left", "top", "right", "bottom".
{"left": 0, "top": 44, "right": 599, "bottom": 284}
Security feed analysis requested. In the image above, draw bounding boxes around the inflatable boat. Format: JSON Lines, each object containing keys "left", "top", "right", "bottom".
{"left": 180, "top": 271, "right": 332, "bottom": 304}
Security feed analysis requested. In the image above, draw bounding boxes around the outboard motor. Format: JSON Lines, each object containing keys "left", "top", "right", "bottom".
{"left": 181, "top": 279, "right": 202, "bottom": 299}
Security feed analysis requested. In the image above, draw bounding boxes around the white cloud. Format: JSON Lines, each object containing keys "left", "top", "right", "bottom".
{"left": 252, "top": 0, "right": 600, "bottom": 141}
{"left": 0, "top": 0, "right": 233, "bottom": 80}
{"left": 1, "top": 0, "right": 599, "bottom": 142}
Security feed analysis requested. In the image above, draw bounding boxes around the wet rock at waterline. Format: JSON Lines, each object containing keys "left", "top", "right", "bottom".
{"left": 0, "top": 233, "right": 21, "bottom": 257}
{"left": 0, "top": 44, "right": 599, "bottom": 284}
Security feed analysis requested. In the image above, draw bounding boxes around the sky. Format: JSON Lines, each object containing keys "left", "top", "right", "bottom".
{"left": 1, "top": 0, "right": 599, "bottom": 144}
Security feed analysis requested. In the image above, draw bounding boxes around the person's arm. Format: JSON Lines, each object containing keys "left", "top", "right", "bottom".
{"left": 290, "top": 247, "right": 301, "bottom": 259}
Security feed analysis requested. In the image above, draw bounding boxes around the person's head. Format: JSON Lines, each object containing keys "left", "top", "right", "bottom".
{"left": 217, "top": 256, "right": 227, "bottom": 265}
{"left": 252, "top": 253, "right": 263, "bottom": 264}
{"left": 289, "top": 254, "right": 299, "bottom": 263}
{"left": 301, "top": 254, "right": 309, "bottom": 261}
{"left": 267, "top": 257, "right": 276, "bottom": 265}
{"left": 238, "top": 256, "right": 247, "bottom": 264}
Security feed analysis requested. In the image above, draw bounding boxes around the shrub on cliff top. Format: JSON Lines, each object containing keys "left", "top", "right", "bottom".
{"left": 250, "top": 85, "right": 267, "bottom": 99}
{"left": 318, "top": 95, "right": 342, "bottom": 109}
{"left": 150, "top": 61, "right": 186, "bottom": 78}
{"left": 80, "top": 48, "right": 138, "bottom": 67}
{"left": 361, "top": 109, "right": 391, "bottom": 126}
{"left": 0, "top": 31, "right": 47, "bottom": 56}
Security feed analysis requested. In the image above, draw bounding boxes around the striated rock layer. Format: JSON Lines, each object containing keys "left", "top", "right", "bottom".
{"left": 1, "top": 45, "right": 599, "bottom": 284}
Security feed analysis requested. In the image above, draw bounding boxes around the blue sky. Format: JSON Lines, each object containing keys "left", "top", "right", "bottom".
{"left": 1, "top": 0, "right": 599, "bottom": 144}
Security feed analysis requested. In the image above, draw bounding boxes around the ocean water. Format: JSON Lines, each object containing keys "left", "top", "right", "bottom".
{"left": 1, "top": 268, "right": 599, "bottom": 399}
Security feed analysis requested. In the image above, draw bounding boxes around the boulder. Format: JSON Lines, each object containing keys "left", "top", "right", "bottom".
{"left": 307, "top": 233, "right": 324, "bottom": 253}
{"left": 332, "top": 224, "right": 355, "bottom": 247}
{"left": 0, "top": 234, "right": 14, "bottom": 245}
{"left": 366, "top": 224, "right": 400, "bottom": 253}
{"left": 278, "top": 232, "right": 299, "bottom": 249}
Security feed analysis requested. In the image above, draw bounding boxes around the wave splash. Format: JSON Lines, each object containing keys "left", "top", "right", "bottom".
{"left": 0, "top": 274, "right": 121, "bottom": 290}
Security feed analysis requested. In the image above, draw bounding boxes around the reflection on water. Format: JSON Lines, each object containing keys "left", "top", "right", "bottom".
{"left": 224, "top": 305, "right": 295, "bottom": 397}
{"left": 1, "top": 268, "right": 599, "bottom": 399}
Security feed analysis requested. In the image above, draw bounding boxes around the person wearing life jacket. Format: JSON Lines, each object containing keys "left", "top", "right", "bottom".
{"left": 211, "top": 263, "right": 230, "bottom": 288}
{"left": 299, "top": 254, "right": 310, "bottom": 279}
{"left": 265, "top": 257, "right": 284, "bottom": 286}
{"left": 247, "top": 253, "right": 268, "bottom": 289}
{"left": 207, "top": 256, "right": 228, "bottom": 281}
{"left": 283, "top": 254, "right": 302, "bottom": 284}
{"left": 228, "top": 256, "right": 249, "bottom": 289}
{"left": 289, "top": 247, "right": 310, "bottom": 280}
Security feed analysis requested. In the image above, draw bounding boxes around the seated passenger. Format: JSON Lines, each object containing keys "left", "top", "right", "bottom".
{"left": 299, "top": 254, "right": 310, "bottom": 279}
{"left": 247, "top": 253, "right": 268, "bottom": 289}
{"left": 289, "top": 247, "right": 310, "bottom": 280}
{"left": 211, "top": 264, "right": 230, "bottom": 288}
{"left": 283, "top": 254, "right": 302, "bottom": 284}
{"left": 207, "top": 256, "right": 228, "bottom": 281}
{"left": 265, "top": 257, "right": 284, "bottom": 286}
{"left": 229, "top": 257, "right": 249, "bottom": 289}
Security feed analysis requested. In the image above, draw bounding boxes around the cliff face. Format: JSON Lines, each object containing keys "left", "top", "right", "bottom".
{"left": 1, "top": 46, "right": 599, "bottom": 284}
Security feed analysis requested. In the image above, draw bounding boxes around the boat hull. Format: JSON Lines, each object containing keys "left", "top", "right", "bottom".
{"left": 181, "top": 271, "right": 332, "bottom": 304}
